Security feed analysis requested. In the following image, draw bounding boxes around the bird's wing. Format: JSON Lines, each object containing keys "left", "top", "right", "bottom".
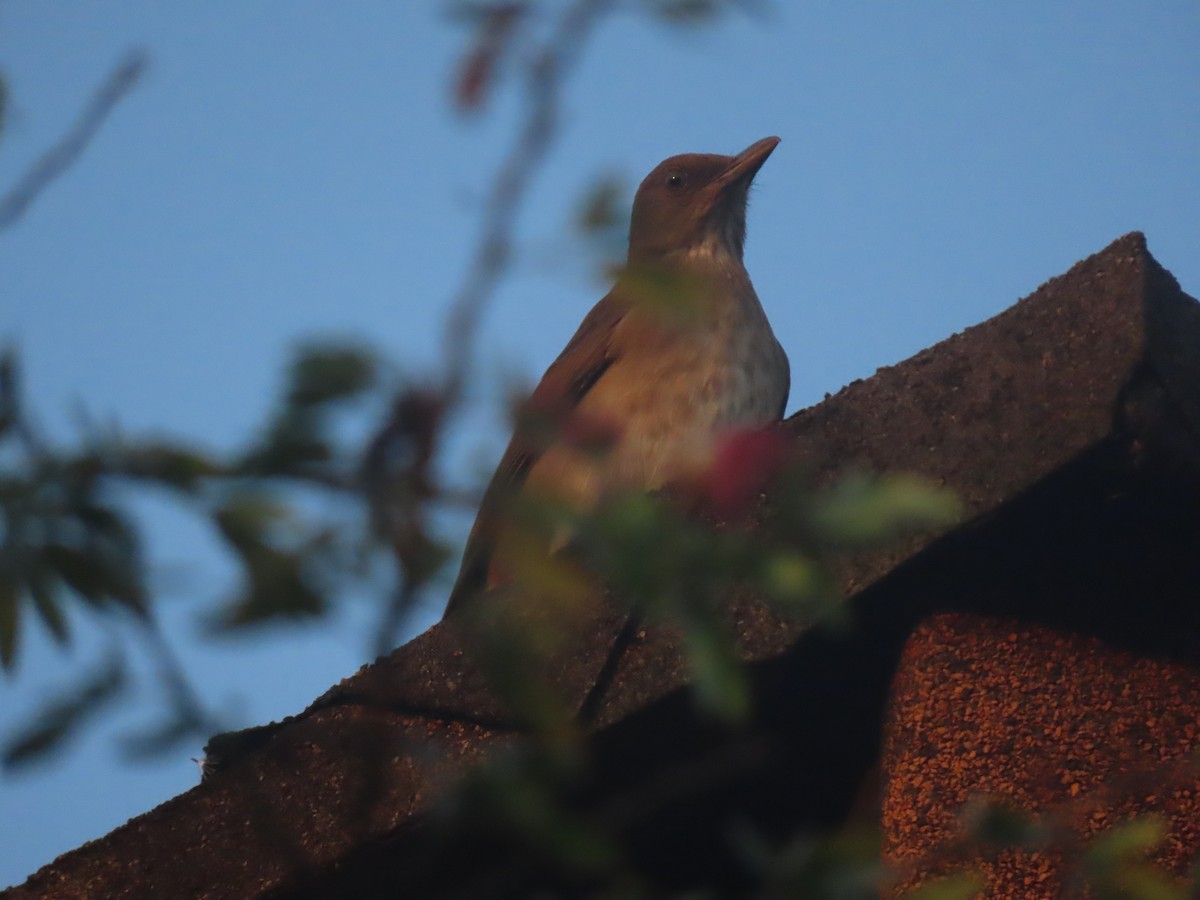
{"left": 776, "top": 344, "right": 791, "bottom": 419}
{"left": 444, "top": 289, "right": 629, "bottom": 615}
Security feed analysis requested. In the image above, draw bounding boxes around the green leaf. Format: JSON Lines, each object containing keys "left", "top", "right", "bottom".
{"left": 575, "top": 175, "right": 626, "bottom": 234}
{"left": 1087, "top": 816, "right": 1167, "bottom": 864}
{"left": 40, "top": 543, "right": 109, "bottom": 605}
{"left": 590, "top": 493, "right": 671, "bottom": 595}
{"left": 1083, "top": 817, "right": 1186, "bottom": 900}
{"left": 117, "top": 442, "right": 220, "bottom": 490}
{"left": 212, "top": 544, "right": 326, "bottom": 629}
{"left": 27, "top": 572, "right": 69, "bottom": 645}
{"left": 962, "top": 797, "right": 1048, "bottom": 848}
{"left": 684, "top": 614, "right": 749, "bottom": 723}
{"left": 286, "top": 343, "right": 377, "bottom": 408}
{"left": 392, "top": 529, "right": 452, "bottom": 588}
{"left": 214, "top": 493, "right": 286, "bottom": 553}
{"left": 239, "top": 410, "right": 331, "bottom": 476}
{"left": 759, "top": 550, "right": 817, "bottom": 601}
{"left": 811, "top": 473, "right": 960, "bottom": 545}
{"left": 1096, "top": 866, "right": 1189, "bottom": 900}
{"left": 40, "top": 508, "right": 147, "bottom": 614}
{"left": 212, "top": 493, "right": 328, "bottom": 628}
{"left": 0, "top": 348, "right": 17, "bottom": 436}
{"left": 77, "top": 501, "right": 140, "bottom": 556}
{"left": 0, "top": 578, "right": 19, "bottom": 670}
{"left": 454, "top": 747, "right": 618, "bottom": 874}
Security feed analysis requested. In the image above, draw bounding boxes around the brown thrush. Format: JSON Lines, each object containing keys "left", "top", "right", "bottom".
{"left": 445, "top": 137, "right": 789, "bottom": 615}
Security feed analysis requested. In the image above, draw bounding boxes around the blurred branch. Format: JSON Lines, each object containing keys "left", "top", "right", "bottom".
{"left": 0, "top": 343, "right": 382, "bottom": 763}
{"left": 0, "top": 51, "right": 146, "bottom": 233}
{"left": 0, "top": 69, "right": 8, "bottom": 143}
{"left": 362, "top": 388, "right": 451, "bottom": 653}
{"left": 371, "top": 0, "right": 773, "bottom": 639}
{"left": 362, "top": 0, "right": 616, "bottom": 644}
{"left": 441, "top": 0, "right": 613, "bottom": 405}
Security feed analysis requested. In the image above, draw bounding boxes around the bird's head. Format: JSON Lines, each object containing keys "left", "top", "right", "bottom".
{"left": 626, "top": 136, "right": 779, "bottom": 268}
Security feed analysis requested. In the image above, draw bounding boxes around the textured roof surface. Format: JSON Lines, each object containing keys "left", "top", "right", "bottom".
{"left": 7, "top": 232, "right": 1198, "bottom": 898}
{"left": 885, "top": 613, "right": 1200, "bottom": 897}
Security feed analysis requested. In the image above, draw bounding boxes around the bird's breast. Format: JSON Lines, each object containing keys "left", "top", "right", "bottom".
{"left": 525, "top": 280, "right": 789, "bottom": 509}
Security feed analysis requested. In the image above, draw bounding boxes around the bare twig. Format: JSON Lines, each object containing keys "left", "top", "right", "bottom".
{"left": 368, "top": 1, "right": 615, "bottom": 641}
{"left": 440, "top": 0, "right": 614, "bottom": 405}
{"left": 0, "top": 51, "right": 147, "bottom": 233}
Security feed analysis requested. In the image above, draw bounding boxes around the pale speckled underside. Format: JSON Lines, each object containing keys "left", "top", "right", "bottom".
{"left": 524, "top": 253, "right": 789, "bottom": 515}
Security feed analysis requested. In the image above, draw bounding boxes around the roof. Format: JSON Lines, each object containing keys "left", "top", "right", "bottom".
{"left": 7, "top": 232, "right": 1198, "bottom": 898}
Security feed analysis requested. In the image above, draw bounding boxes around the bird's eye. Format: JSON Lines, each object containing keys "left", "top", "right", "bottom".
{"left": 665, "top": 170, "right": 686, "bottom": 190}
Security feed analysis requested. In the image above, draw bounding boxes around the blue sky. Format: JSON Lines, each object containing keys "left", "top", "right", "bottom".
{"left": 1, "top": 1, "right": 1197, "bottom": 888}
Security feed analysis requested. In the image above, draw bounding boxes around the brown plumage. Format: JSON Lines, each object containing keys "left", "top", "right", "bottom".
{"left": 445, "top": 137, "right": 789, "bottom": 616}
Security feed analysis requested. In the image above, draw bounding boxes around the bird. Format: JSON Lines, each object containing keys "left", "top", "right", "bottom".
{"left": 444, "top": 136, "right": 790, "bottom": 617}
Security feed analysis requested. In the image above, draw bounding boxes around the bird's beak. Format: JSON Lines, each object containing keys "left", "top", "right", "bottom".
{"left": 716, "top": 136, "right": 780, "bottom": 189}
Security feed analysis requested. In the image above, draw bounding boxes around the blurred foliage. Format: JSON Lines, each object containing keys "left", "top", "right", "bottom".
{"left": 733, "top": 826, "right": 884, "bottom": 898}
{"left": 465, "top": 452, "right": 884, "bottom": 725}
{"left": 436, "top": 427, "right": 960, "bottom": 892}
{"left": 923, "top": 801, "right": 1195, "bottom": 900}
{"left": 445, "top": 743, "right": 621, "bottom": 875}
{"left": 0, "top": 341, "right": 443, "bottom": 764}
{"left": 1078, "top": 816, "right": 1189, "bottom": 900}
{"left": 574, "top": 173, "right": 629, "bottom": 275}
{"left": 3, "top": 3, "right": 1198, "bottom": 897}
{"left": 960, "top": 796, "right": 1051, "bottom": 850}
